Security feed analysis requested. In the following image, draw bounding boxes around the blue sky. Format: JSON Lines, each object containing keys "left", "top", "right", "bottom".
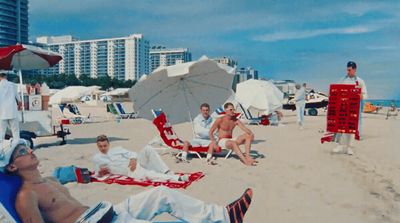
{"left": 29, "top": 0, "right": 400, "bottom": 99}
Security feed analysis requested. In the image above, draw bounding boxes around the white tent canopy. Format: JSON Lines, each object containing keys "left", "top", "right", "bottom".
{"left": 102, "top": 88, "right": 130, "bottom": 96}
{"left": 49, "top": 86, "right": 101, "bottom": 104}
{"left": 236, "top": 79, "right": 284, "bottom": 115}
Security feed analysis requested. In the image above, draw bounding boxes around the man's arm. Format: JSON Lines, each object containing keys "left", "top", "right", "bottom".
{"left": 15, "top": 189, "right": 45, "bottom": 223}
{"left": 209, "top": 118, "right": 221, "bottom": 143}
{"left": 236, "top": 120, "right": 254, "bottom": 136}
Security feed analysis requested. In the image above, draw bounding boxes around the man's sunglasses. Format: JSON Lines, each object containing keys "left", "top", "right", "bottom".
{"left": 11, "top": 147, "right": 31, "bottom": 162}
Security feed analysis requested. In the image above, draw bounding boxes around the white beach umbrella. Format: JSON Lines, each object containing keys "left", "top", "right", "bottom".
{"left": 129, "top": 56, "right": 235, "bottom": 124}
{"left": 49, "top": 86, "right": 100, "bottom": 104}
{"left": 236, "top": 79, "right": 284, "bottom": 115}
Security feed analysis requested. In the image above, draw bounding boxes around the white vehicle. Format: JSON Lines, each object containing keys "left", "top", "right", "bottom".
{"left": 283, "top": 90, "right": 329, "bottom": 116}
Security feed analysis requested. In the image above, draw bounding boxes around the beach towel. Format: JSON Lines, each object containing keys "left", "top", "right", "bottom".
{"left": 0, "top": 173, "right": 22, "bottom": 223}
{"left": 90, "top": 172, "right": 204, "bottom": 189}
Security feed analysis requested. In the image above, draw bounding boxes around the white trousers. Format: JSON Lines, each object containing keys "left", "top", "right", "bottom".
{"left": 112, "top": 186, "right": 229, "bottom": 223}
{"left": 0, "top": 119, "right": 20, "bottom": 151}
{"left": 336, "top": 133, "right": 352, "bottom": 147}
{"left": 296, "top": 102, "right": 305, "bottom": 126}
{"left": 128, "top": 146, "right": 180, "bottom": 182}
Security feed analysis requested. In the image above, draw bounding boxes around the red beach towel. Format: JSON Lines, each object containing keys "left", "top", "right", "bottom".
{"left": 89, "top": 172, "right": 204, "bottom": 189}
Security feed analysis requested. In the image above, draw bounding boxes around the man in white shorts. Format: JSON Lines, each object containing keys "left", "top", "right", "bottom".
{"left": 93, "top": 134, "right": 190, "bottom": 182}
{"left": 209, "top": 102, "right": 257, "bottom": 166}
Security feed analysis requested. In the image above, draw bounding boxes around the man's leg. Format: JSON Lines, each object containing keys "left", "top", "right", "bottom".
{"left": 9, "top": 118, "right": 20, "bottom": 148}
{"left": 138, "top": 145, "right": 169, "bottom": 174}
{"left": 0, "top": 120, "right": 7, "bottom": 157}
{"left": 225, "top": 140, "right": 255, "bottom": 166}
{"left": 129, "top": 165, "right": 184, "bottom": 182}
{"left": 178, "top": 141, "right": 190, "bottom": 162}
{"left": 113, "top": 186, "right": 252, "bottom": 223}
{"left": 235, "top": 134, "right": 255, "bottom": 162}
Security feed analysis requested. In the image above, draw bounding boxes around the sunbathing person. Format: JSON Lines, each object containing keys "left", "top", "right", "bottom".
{"left": 1, "top": 141, "right": 253, "bottom": 223}
{"left": 209, "top": 102, "right": 257, "bottom": 166}
{"left": 93, "top": 134, "right": 190, "bottom": 182}
{"left": 179, "top": 103, "right": 218, "bottom": 164}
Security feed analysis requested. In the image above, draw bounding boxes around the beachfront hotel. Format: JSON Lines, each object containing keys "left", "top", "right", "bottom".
{"left": 150, "top": 46, "right": 192, "bottom": 73}
{"left": 36, "top": 34, "right": 150, "bottom": 80}
{"left": 213, "top": 56, "right": 238, "bottom": 68}
{"left": 0, "top": 0, "right": 29, "bottom": 47}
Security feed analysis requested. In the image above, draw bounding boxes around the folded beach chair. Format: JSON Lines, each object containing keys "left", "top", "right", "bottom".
{"left": 55, "top": 104, "right": 83, "bottom": 125}
{"left": 0, "top": 173, "right": 22, "bottom": 223}
{"left": 114, "top": 102, "right": 138, "bottom": 119}
{"left": 151, "top": 109, "right": 232, "bottom": 160}
{"left": 237, "top": 104, "right": 262, "bottom": 125}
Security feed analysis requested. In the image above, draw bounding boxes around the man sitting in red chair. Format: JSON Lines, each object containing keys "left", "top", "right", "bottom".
{"left": 209, "top": 103, "right": 257, "bottom": 166}
{"left": 180, "top": 103, "right": 219, "bottom": 164}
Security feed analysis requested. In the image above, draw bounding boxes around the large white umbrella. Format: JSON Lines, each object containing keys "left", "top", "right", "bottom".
{"left": 0, "top": 44, "right": 62, "bottom": 121}
{"left": 129, "top": 56, "right": 235, "bottom": 124}
{"left": 49, "top": 86, "right": 100, "bottom": 104}
{"left": 236, "top": 79, "right": 284, "bottom": 115}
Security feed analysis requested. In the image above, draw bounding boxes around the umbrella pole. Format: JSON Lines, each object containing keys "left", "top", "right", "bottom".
{"left": 181, "top": 81, "right": 196, "bottom": 138}
{"left": 18, "top": 70, "right": 25, "bottom": 123}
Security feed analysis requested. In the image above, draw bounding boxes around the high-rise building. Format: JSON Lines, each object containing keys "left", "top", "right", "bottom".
{"left": 213, "top": 57, "right": 238, "bottom": 68}
{"left": 36, "top": 34, "right": 150, "bottom": 80}
{"left": 236, "top": 67, "right": 259, "bottom": 80}
{"left": 149, "top": 46, "right": 191, "bottom": 73}
{"left": 0, "top": 0, "right": 29, "bottom": 47}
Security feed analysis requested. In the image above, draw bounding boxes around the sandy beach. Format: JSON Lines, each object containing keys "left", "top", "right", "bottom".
{"left": 32, "top": 102, "right": 400, "bottom": 223}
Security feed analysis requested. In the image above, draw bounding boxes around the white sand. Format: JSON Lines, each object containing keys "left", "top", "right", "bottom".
{"left": 32, "top": 103, "right": 400, "bottom": 222}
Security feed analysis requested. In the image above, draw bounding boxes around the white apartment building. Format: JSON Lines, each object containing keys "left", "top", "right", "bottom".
{"left": 36, "top": 34, "right": 150, "bottom": 80}
{"left": 213, "top": 56, "right": 238, "bottom": 68}
{"left": 149, "top": 46, "right": 192, "bottom": 72}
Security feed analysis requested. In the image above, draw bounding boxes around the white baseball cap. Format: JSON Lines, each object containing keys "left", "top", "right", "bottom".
{"left": 0, "top": 139, "right": 29, "bottom": 173}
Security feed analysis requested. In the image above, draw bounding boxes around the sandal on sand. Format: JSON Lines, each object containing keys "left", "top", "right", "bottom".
{"left": 206, "top": 158, "right": 218, "bottom": 166}
{"left": 226, "top": 188, "right": 253, "bottom": 223}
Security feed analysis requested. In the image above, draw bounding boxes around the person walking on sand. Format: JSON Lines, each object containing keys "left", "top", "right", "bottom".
{"left": 0, "top": 71, "right": 21, "bottom": 159}
{"left": 209, "top": 102, "right": 257, "bottom": 166}
{"left": 333, "top": 61, "right": 367, "bottom": 155}
{"left": 1, "top": 140, "right": 253, "bottom": 223}
{"left": 294, "top": 83, "right": 306, "bottom": 130}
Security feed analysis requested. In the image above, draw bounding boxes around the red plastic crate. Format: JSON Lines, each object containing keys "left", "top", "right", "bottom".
{"left": 326, "top": 84, "right": 361, "bottom": 138}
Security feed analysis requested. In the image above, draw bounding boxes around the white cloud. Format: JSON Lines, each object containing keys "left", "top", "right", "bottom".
{"left": 253, "top": 26, "right": 377, "bottom": 42}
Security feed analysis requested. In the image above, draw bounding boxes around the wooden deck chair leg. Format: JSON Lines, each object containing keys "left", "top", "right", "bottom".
{"left": 224, "top": 150, "right": 233, "bottom": 159}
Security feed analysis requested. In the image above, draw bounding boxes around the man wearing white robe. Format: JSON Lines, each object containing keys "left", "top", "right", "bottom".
{"left": 333, "top": 61, "right": 367, "bottom": 155}
{"left": 93, "top": 134, "right": 189, "bottom": 182}
{"left": 0, "top": 72, "right": 21, "bottom": 158}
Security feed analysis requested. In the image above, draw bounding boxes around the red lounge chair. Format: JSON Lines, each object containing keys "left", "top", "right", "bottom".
{"left": 152, "top": 109, "right": 232, "bottom": 159}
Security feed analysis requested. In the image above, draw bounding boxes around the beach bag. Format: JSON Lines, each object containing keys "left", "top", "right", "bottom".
{"left": 52, "top": 165, "right": 91, "bottom": 184}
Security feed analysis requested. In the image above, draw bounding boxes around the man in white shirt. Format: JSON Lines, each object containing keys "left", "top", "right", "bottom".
{"left": 333, "top": 61, "right": 368, "bottom": 155}
{"left": 93, "top": 135, "right": 189, "bottom": 182}
{"left": 0, "top": 72, "right": 21, "bottom": 158}
{"left": 294, "top": 83, "right": 306, "bottom": 129}
{"left": 180, "top": 103, "right": 218, "bottom": 164}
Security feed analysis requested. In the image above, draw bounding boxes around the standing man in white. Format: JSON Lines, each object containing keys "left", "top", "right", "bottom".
{"left": 0, "top": 71, "right": 21, "bottom": 158}
{"left": 294, "top": 83, "right": 306, "bottom": 129}
{"left": 333, "top": 61, "right": 367, "bottom": 155}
